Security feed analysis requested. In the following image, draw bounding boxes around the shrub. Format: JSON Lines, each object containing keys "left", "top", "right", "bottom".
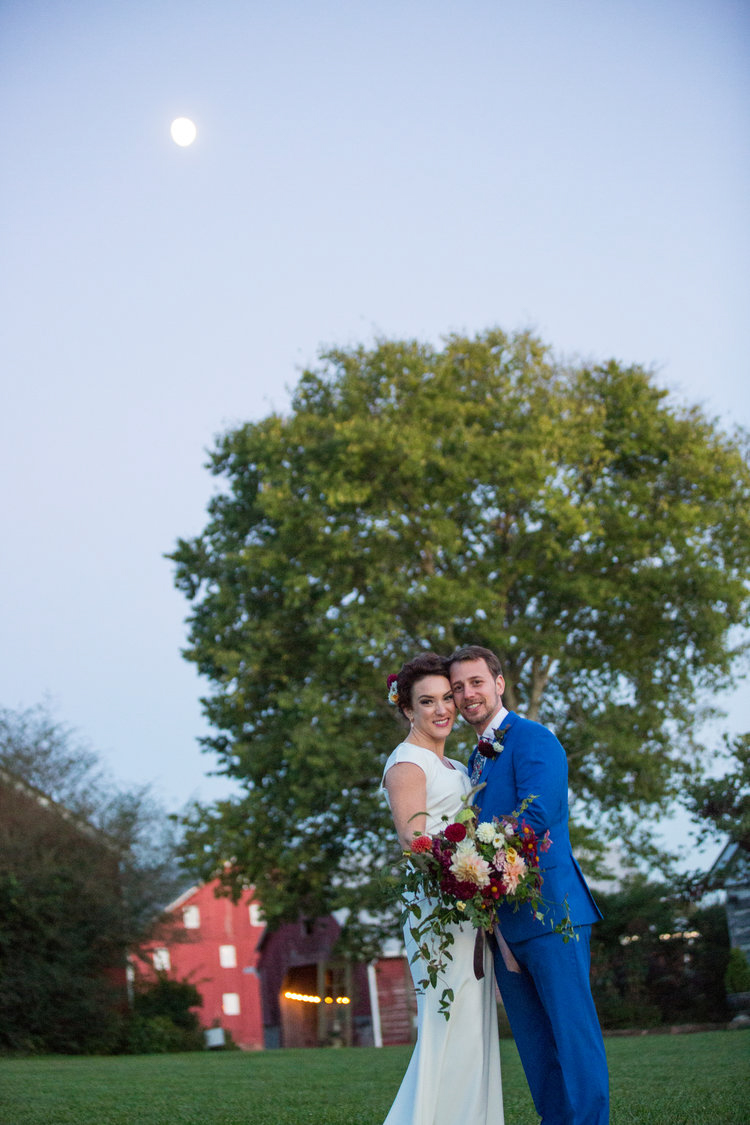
{"left": 724, "top": 947, "right": 750, "bottom": 994}
{"left": 122, "top": 1015, "right": 204, "bottom": 1054}
{"left": 590, "top": 882, "right": 730, "bottom": 1027}
{"left": 120, "top": 973, "right": 204, "bottom": 1054}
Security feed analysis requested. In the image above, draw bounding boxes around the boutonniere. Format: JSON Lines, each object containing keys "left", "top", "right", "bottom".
{"left": 477, "top": 723, "right": 510, "bottom": 760}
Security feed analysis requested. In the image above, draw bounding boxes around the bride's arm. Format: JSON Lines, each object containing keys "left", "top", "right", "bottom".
{"left": 384, "top": 762, "right": 427, "bottom": 850}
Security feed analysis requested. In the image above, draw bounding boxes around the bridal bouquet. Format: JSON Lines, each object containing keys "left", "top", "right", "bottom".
{"left": 400, "top": 795, "right": 574, "bottom": 1015}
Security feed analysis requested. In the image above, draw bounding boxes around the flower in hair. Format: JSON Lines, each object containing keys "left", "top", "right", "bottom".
{"left": 387, "top": 674, "right": 399, "bottom": 706}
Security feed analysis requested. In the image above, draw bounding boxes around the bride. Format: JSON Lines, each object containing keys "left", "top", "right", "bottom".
{"left": 381, "top": 651, "right": 504, "bottom": 1125}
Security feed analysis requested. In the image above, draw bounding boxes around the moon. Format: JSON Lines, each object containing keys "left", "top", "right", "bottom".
{"left": 170, "top": 117, "right": 197, "bottom": 147}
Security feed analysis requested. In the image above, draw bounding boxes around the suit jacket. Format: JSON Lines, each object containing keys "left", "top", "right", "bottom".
{"left": 469, "top": 710, "right": 601, "bottom": 943}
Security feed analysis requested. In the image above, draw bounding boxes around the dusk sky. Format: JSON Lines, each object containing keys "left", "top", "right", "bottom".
{"left": 2, "top": 1, "right": 748, "bottom": 861}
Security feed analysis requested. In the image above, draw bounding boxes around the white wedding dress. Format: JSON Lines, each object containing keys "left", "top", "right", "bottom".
{"left": 381, "top": 742, "right": 504, "bottom": 1125}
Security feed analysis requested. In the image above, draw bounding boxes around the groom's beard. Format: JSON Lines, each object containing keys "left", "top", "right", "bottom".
{"left": 460, "top": 695, "right": 499, "bottom": 731}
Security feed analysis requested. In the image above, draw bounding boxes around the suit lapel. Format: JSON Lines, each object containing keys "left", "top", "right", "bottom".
{"left": 484, "top": 711, "right": 517, "bottom": 774}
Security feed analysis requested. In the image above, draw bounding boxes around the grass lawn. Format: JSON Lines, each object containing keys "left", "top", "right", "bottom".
{"left": 0, "top": 1030, "right": 747, "bottom": 1125}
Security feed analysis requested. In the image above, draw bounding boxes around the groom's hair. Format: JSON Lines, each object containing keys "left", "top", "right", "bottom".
{"left": 448, "top": 645, "right": 503, "bottom": 679}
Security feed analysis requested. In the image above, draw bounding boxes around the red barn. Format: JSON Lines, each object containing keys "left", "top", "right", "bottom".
{"left": 139, "top": 881, "right": 266, "bottom": 1049}
{"left": 137, "top": 879, "right": 416, "bottom": 1050}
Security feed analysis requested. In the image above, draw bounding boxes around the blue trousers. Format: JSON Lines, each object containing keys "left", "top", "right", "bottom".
{"left": 493, "top": 927, "right": 609, "bottom": 1125}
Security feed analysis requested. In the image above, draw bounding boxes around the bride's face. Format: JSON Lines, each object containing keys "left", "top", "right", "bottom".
{"left": 404, "top": 674, "right": 456, "bottom": 742}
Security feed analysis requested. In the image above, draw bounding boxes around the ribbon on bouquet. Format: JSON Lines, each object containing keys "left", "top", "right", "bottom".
{"left": 473, "top": 926, "right": 522, "bottom": 979}
{"left": 473, "top": 929, "right": 486, "bottom": 980}
{"left": 494, "top": 925, "right": 522, "bottom": 974}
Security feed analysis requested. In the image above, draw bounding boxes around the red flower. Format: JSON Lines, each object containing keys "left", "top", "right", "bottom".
{"left": 477, "top": 737, "right": 498, "bottom": 759}
{"left": 444, "top": 822, "right": 467, "bottom": 843}
{"left": 410, "top": 834, "right": 432, "bottom": 853}
{"left": 490, "top": 875, "right": 508, "bottom": 897}
{"left": 441, "top": 874, "right": 476, "bottom": 900}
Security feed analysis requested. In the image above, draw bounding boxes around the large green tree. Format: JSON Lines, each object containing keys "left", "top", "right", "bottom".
{"left": 170, "top": 328, "right": 750, "bottom": 940}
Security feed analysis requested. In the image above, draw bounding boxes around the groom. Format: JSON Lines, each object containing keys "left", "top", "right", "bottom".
{"left": 448, "top": 645, "right": 609, "bottom": 1125}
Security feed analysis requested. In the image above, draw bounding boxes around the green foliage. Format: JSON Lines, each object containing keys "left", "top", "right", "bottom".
{"left": 169, "top": 328, "right": 750, "bottom": 935}
{"left": 132, "top": 973, "right": 203, "bottom": 1031}
{"left": 0, "top": 849, "right": 126, "bottom": 1054}
{"left": 120, "top": 972, "right": 205, "bottom": 1054}
{"left": 0, "top": 703, "right": 186, "bottom": 1054}
{"left": 0, "top": 703, "right": 185, "bottom": 943}
{"left": 685, "top": 732, "right": 750, "bottom": 853}
{"left": 725, "top": 947, "right": 750, "bottom": 994}
{"left": 590, "top": 878, "right": 730, "bottom": 1027}
{"left": 121, "top": 1015, "right": 202, "bottom": 1055}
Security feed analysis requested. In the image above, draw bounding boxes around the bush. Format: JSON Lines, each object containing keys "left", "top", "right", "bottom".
{"left": 120, "top": 973, "right": 204, "bottom": 1054}
{"left": 0, "top": 865, "right": 127, "bottom": 1054}
{"left": 590, "top": 881, "right": 730, "bottom": 1028}
{"left": 122, "top": 1015, "right": 204, "bottom": 1054}
{"left": 724, "top": 947, "right": 750, "bottom": 994}
{"left": 0, "top": 703, "right": 185, "bottom": 1055}
{"left": 131, "top": 974, "right": 203, "bottom": 1030}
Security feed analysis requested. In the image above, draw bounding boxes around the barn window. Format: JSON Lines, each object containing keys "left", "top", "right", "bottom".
{"left": 183, "top": 905, "right": 200, "bottom": 929}
{"left": 222, "top": 993, "right": 241, "bottom": 1015}
{"left": 219, "top": 944, "right": 237, "bottom": 968}
{"left": 152, "top": 948, "right": 171, "bottom": 972}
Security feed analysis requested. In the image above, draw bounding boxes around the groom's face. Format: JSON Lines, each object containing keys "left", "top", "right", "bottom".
{"left": 449, "top": 658, "right": 505, "bottom": 732}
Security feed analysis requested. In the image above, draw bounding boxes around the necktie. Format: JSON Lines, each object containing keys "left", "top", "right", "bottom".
{"left": 470, "top": 749, "right": 485, "bottom": 786}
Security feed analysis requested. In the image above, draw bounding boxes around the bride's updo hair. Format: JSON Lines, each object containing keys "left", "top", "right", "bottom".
{"left": 394, "top": 652, "right": 451, "bottom": 719}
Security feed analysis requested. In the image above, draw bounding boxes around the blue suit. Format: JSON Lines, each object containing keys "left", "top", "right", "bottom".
{"left": 470, "top": 711, "right": 609, "bottom": 1125}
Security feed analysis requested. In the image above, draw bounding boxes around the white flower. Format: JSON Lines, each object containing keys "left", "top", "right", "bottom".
{"left": 492, "top": 833, "right": 504, "bottom": 848}
{"left": 450, "top": 848, "right": 492, "bottom": 888}
{"left": 476, "top": 822, "right": 496, "bottom": 844}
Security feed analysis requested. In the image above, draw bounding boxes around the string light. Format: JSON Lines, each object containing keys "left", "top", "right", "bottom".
{"left": 283, "top": 991, "right": 350, "bottom": 1005}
